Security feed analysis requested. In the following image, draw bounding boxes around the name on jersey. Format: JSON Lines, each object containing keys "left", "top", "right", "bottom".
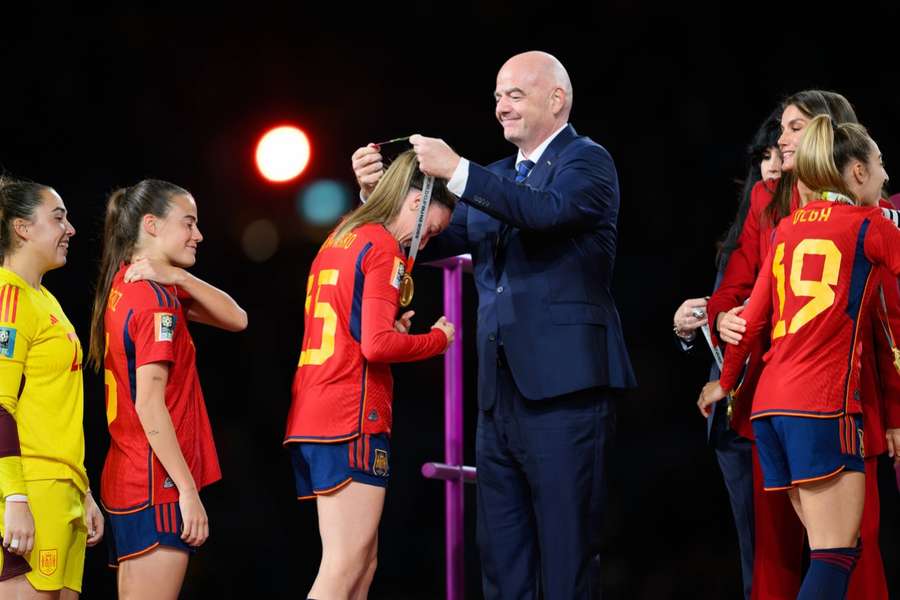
{"left": 390, "top": 257, "right": 405, "bottom": 289}
{"left": 792, "top": 206, "right": 832, "bottom": 225}
{"left": 322, "top": 231, "right": 358, "bottom": 251}
{"left": 154, "top": 313, "right": 176, "bottom": 342}
{"left": 0, "top": 327, "right": 16, "bottom": 358}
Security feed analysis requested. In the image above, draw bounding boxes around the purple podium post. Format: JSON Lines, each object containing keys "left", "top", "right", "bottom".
{"left": 421, "top": 254, "right": 476, "bottom": 600}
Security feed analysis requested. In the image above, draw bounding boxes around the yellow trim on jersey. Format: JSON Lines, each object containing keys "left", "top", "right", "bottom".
{"left": 0, "top": 268, "right": 88, "bottom": 494}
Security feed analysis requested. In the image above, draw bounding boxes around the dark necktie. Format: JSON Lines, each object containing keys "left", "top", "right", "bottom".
{"left": 496, "top": 159, "right": 536, "bottom": 262}
{"left": 515, "top": 159, "right": 535, "bottom": 183}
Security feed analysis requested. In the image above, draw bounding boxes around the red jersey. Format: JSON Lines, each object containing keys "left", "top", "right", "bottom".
{"left": 707, "top": 179, "right": 801, "bottom": 341}
{"left": 285, "top": 223, "right": 446, "bottom": 443}
{"left": 101, "top": 266, "right": 221, "bottom": 513}
{"left": 720, "top": 201, "right": 900, "bottom": 419}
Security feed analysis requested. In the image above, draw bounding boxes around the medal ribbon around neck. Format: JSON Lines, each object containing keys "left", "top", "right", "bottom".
{"left": 821, "top": 191, "right": 854, "bottom": 205}
{"left": 398, "top": 174, "right": 435, "bottom": 307}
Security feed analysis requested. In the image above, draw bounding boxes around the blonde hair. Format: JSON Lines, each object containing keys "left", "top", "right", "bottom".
{"left": 795, "top": 115, "right": 874, "bottom": 201}
{"left": 332, "top": 150, "right": 456, "bottom": 242}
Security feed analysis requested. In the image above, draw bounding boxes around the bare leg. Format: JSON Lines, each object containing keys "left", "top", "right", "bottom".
{"left": 117, "top": 546, "right": 189, "bottom": 600}
{"left": 797, "top": 471, "right": 864, "bottom": 549}
{"left": 788, "top": 486, "right": 805, "bottom": 528}
{"left": 0, "top": 575, "right": 60, "bottom": 599}
{"left": 309, "top": 482, "right": 385, "bottom": 600}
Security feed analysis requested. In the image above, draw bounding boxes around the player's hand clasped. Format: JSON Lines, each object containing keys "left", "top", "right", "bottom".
{"left": 3, "top": 498, "right": 35, "bottom": 556}
{"left": 697, "top": 380, "right": 727, "bottom": 418}
{"left": 431, "top": 316, "right": 455, "bottom": 351}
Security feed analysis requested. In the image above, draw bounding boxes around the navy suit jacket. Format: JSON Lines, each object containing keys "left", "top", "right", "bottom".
{"left": 422, "top": 125, "right": 636, "bottom": 409}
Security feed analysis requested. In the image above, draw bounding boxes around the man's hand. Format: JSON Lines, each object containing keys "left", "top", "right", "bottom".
{"left": 409, "top": 134, "right": 461, "bottom": 180}
{"left": 352, "top": 144, "right": 384, "bottom": 200}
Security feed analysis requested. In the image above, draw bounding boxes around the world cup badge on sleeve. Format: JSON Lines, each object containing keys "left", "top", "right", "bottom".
{"left": 390, "top": 257, "right": 405, "bottom": 290}
{"left": 154, "top": 313, "right": 176, "bottom": 342}
{"left": 0, "top": 327, "right": 17, "bottom": 358}
{"left": 373, "top": 448, "right": 389, "bottom": 477}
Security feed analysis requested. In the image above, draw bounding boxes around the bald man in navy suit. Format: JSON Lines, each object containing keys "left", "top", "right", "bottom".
{"left": 353, "top": 51, "right": 635, "bottom": 599}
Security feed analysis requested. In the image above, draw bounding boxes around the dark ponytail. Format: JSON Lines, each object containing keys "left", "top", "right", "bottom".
{"left": 88, "top": 179, "right": 189, "bottom": 371}
{"left": 0, "top": 176, "right": 50, "bottom": 264}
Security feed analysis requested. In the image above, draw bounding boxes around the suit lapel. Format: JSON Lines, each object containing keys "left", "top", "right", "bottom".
{"left": 525, "top": 125, "right": 576, "bottom": 189}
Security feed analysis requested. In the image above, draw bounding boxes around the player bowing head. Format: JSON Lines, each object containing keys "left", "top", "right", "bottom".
{"left": 286, "top": 150, "right": 455, "bottom": 600}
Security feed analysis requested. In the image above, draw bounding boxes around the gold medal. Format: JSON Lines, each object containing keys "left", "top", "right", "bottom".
{"left": 399, "top": 273, "right": 414, "bottom": 307}
{"left": 893, "top": 347, "right": 900, "bottom": 375}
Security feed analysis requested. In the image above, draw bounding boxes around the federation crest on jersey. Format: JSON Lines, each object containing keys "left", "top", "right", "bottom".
{"left": 390, "top": 257, "right": 405, "bottom": 290}
{"left": 154, "top": 313, "right": 176, "bottom": 342}
{"left": 373, "top": 448, "right": 389, "bottom": 477}
{"left": 39, "top": 549, "right": 58, "bottom": 576}
{"left": 0, "top": 327, "right": 17, "bottom": 358}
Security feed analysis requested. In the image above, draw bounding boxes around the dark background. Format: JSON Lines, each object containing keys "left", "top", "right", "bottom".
{"left": 2, "top": 6, "right": 899, "bottom": 599}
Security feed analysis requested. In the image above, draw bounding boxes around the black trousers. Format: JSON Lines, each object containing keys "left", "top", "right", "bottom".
{"left": 476, "top": 351, "right": 616, "bottom": 600}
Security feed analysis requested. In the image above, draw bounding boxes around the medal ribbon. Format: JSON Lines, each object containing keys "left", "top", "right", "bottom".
{"left": 404, "top": 174, "right": 435, "bottom": 275}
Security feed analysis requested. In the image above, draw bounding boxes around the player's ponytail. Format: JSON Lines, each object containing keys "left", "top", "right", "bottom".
{"left": 332, "top": 150, "right": 457, "bottom": 242}
{"left": 0, "top": 177, "right": 50, "bottom": 264}
{"left": 88, "top": 179, "right": 189, "bottom": 371}
{"left": 795, "top": 115, "right": 874, "bottom": 202}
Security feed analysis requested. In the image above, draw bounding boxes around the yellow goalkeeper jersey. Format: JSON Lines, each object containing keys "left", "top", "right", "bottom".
{"left": 0, "top": 267, "right": 87, "bottom": 497}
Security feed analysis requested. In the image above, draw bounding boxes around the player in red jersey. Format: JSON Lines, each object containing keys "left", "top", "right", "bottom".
{"left": 87, "top": 179, "right": 247, "bottom": 600}
{"left": 286, "top": 151, "right": 455, "bottom": 600}
{"left": 700, "top": 117, "right": 900, "bottom": 600}
{"left": 703, "top": 91, "right": 897, "bottom": 600}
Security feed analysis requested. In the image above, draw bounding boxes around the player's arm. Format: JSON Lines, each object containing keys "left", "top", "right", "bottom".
{"left": 0, "top": 306, "right": 35, "bottom": 556}
{"left": 699, "top": 245, "right": 776, "bottom": 417}
{"left": 134, "top": 362, "right": 208, "bottom": 547}
{"left": 124, "top": 258, "right": 247, "bottom": 331}
{"left": 359, "top": 250, "right": 452, "bottom": 363}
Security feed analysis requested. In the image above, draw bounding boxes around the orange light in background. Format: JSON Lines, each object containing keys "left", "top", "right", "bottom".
{"left": 255, "top": 125, "right": 311, "bottom": 182}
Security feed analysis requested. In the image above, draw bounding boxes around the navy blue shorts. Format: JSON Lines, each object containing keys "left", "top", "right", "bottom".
{"left": 752, "top": 414, "right": 864, "bottom": 491}
{"left": 106, "top": 502, "right": 195, "bottom": 566}
{"left": 289, "top": 433, "right": 391, "bottom": 500}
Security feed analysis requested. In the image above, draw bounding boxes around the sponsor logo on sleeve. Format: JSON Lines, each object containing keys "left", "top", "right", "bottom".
{"left": 0, "top": 327, "right": 17, "bottom": 358}
{"left": 390, "top": 257, "right": 405, "bottom": 290}
{"left": 154, "top": 313, "right": 176, "bottom": 342}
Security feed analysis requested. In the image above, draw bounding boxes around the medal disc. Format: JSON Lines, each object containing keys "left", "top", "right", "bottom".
{"left": 399, "top": 273, "right": 414, "bottom": 307}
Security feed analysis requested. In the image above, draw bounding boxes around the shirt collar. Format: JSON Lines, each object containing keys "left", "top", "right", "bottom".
{"left": 516, "top": 123, "right": 569, "bottom": 168}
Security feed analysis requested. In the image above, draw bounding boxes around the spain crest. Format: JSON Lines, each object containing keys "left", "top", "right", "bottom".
{"left": 373, "top": 449, "right": 389, "bottom": 477}
{"left": 39, "top": 549, "right": 58, "bottom": 576}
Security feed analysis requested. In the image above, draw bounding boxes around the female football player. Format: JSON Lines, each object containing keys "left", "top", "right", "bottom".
{"left": 88, "top": 179, "right": 246, "bottom": 600}
{"left": 700, "top": 116, "right": 900, "bottom": 600}
{"left": 0, "top": 176, "right": 103, "bottom": 598}
{"left": 286, "top": 151, "right": 455, "bottom": 600}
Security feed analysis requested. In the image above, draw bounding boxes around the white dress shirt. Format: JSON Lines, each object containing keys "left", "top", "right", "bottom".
{"left": 447, "top": 123, "right": 569, "bottom": 196}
